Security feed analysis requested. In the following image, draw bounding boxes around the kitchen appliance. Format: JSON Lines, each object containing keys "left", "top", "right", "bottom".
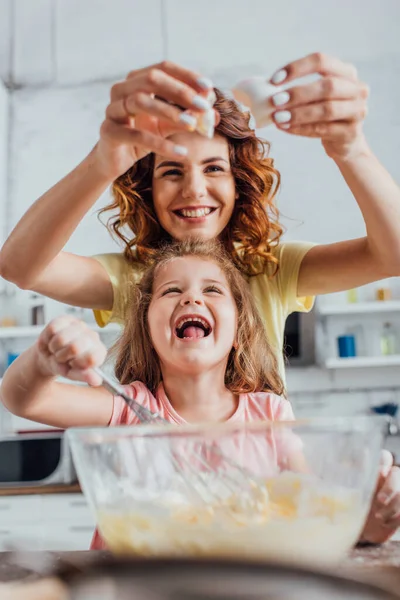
{"left": 0, "top": 431, "right": 76, "bottom": 487}
{"left": 68, "top": 416, "right": 384, "bottom": 565}
{"left": 283, "top": 310, "right": 315, "bottom": 366}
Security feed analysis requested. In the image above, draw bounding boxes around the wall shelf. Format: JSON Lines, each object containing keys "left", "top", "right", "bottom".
{"left": 317, "top": 301, "right": 400, "bottom": 316}
{"left": 324, "top": 355, "right": 400, "bottom": 369}
{"left": 0, "top": 323, "right": 121, "bottom": 339}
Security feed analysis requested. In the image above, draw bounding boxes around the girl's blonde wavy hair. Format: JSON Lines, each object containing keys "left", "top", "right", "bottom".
{"left": 100, "top": 88, "right": 283, "bottom": 277}
{"left": 114, "top": 238, "right": 285, "bottom": 397}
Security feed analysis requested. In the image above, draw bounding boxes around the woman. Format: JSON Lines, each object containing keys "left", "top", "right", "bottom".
{"left": 1, "top": 52, "right": 400, "bottom": 378}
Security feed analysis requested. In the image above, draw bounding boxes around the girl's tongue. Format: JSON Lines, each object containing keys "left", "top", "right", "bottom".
{"left": 182, "top": 325, "right": 205, "bottom": 339}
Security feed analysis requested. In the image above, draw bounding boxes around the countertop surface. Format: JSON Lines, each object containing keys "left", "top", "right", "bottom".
{"left": 0, "top": 483, "right": 81, "bottom": 496}
{"left": 1, "top": 544, "right": 400, "bottom": 595}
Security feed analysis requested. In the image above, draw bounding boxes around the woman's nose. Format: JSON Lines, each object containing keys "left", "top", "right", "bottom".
{"left": 181, "top": 171, "right": 207, "bottom": 200}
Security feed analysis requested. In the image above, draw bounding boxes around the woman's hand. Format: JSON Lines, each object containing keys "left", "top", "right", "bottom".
{"left": 360, "top": 449, "right": 400, "bottom": 544}
{"left": 269, "top": 52, "right": 370, "bottom": 161}
{"left": 94, "top": 61, "right": 215, "bottom": 180}
{"left": 35, "top": 316, "right": 108, "bottom": 386}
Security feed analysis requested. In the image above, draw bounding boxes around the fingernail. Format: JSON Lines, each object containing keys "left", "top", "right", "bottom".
{"left": 173, "top": 145, "right": 188, "bottom": 156}
{"left": 197, "top": 76, "right": 213, "bottom": 90}
{"left": 270, "top": 69, "right": 288, "bottom": 85}
{"left": 272, "top": 91, "right": 290, "bottom": 107}
{"left": 378, "top": 493, "right": 389, "bottom": 505}
{"left": 274, "top": 110, "right": 292, "bottom": 124}
{"left": 279, "top": 123, "right": 291, "bottom": 130}
{"left": 179, "top": 112, "right": 197, "bottom": 130}
{"left": 192, "top": 95, "right": 212, "bottom": 110}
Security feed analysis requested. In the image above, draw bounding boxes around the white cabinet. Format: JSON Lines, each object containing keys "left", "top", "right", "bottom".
{"left": 0, "top": 492, "right": 95, "bottom": 551}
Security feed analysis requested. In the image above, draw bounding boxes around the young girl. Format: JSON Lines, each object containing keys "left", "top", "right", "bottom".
{"left": 1, "top": 54, "right": 400, "bottom": 381}
{"left": 1, "top": 240, "right": 399, "bottom": 547}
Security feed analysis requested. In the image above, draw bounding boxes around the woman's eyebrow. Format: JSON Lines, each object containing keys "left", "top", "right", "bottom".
{"left": 155, "top": 157, "right": 228, "bottom": 170}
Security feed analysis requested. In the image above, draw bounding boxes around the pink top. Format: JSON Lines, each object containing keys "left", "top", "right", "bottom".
{"left": 91, "top": 382, "right": 296, "bottom": 550}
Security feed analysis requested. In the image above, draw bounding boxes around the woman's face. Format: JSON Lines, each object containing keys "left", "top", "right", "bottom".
{"left": 148, "top": 256, "right": 237, "bottom": 376}
{"left": 152, "top": 133, "right": 236, "bottom": 241}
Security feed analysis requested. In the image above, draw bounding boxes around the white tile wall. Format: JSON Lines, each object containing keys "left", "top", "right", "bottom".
{"left": 0, "top": 0, "right": 12, "bottom": 83}
{"left": 165, "top": 0, "right": 400, "bottom": 73}
{"left": 13, "top": 0, "right": 53, "bottom": 85}
{"left": 0, "top": 80, "right": 8, "bottom": 246}
{"left": 54, "top": 0, "right": 164, "bottom": 84}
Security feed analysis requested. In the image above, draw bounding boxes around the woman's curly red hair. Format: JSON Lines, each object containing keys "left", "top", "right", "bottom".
{"left": 100, "top": 88, "right": 283, "bottom": 276}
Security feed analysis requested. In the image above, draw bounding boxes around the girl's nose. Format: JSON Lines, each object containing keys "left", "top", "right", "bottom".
{"left": 180, "top": 293, "right": 204, "bottom": 306}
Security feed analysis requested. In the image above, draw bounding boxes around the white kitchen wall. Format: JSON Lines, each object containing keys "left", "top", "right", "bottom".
{"left": 0, "top": 79, "right": 8, "bottom": 247}
{"left": 1, "top": 0, "right": 400, "bottom": 402}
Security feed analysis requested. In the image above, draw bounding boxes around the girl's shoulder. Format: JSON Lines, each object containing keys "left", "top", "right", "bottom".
{"left": 109, "top": 380, "right": 159, "bottom": 426}
{"left": 244, "top": 391, "right": 295, "bottom": 422}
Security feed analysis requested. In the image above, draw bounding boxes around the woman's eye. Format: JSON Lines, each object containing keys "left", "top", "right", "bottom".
{"left": 161, "top": 169, "right": 182, "bottom": 177}
{"left": 161, "top": 287, "right": 181, "bottom": 296}
{"left": 205, "top": 165, "right": 224, "bottom": 173}
{"left": 204, "top": 286, "right": 223, "bottom": 294}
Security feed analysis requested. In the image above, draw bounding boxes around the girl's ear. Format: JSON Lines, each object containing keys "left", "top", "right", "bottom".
{"left": 233, "top": 340, "right": 238, "bottom": 350}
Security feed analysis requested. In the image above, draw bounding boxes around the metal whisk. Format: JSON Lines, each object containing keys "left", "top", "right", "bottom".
{"left": 93, "top": 367, "right": 258, "bottom": 505}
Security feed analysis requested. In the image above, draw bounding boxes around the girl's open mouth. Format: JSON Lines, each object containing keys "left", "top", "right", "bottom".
{"left": 175, "top": 316, "right": 212, "bottom": 340}
{"left": 173, "top": 207, "right": 217, "bottom": 220}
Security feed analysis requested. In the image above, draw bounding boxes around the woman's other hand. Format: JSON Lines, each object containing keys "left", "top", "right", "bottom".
{"left": 35, "top": 317, "right": 108, "bottom": 386}
{"left": 94, "top": 62, "right": 216, "bottom": 179}
{"left": 269, "top": 52, "right": 369, "bottom": 160}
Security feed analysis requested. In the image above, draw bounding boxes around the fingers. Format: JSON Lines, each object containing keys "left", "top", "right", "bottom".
{"left": 270, "top": 77, "right": 368, "bottom": 112}
{"left": 100, "top": 119, "right": 189, "bottom": 158}
{"left": 270, "top": 52, "right": 358, "bottom": 85}
{"left": 106, "top": 94, "right": 199, "bottom": 131}
{"left": 38, "top": 317, "right": 107, "bottom": 384}
{"left": 379, "top": 449, "right": 394, "bottom": 478}
{"left": 109, "top": 67, "right": 213, "bottom": 125}
{"left": 374, "top": 462, "right": 400, "bottom": 528}
{"left": 127, "top": 60, "right": 213, "bottom": 95}
{"left": 274, "top": 99, "right": 367, "bottom": 131}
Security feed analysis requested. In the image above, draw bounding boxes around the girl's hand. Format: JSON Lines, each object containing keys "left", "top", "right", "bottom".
{"left": 94, "top": 61, "right": 216, "bottom": 180}
{"left": 269, "top": 52, "right": 370, "bottom": 161}
{"left": 35, "top": 317, "right": 107, "bottom": 386}
{"left": 360, "top": 450, "right": 400, "bottom": 544}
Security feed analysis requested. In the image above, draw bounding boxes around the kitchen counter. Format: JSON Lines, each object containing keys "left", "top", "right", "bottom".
{"left": 1, "top": 544, "right": 400, "bottom": 595}
{"left": 0, "top": 483, "right": 81, "bottom": 497}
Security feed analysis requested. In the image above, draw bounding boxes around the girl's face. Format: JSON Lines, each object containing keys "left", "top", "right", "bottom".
{"left": 152, "top": 133, "right": 236, "bottom": 241}
{"left": 148, "top": 257, "right": 237, "bottom": 375}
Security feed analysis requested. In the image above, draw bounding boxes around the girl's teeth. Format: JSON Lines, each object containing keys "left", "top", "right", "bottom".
{"left": 180, "top": 208, "right": 212, "bottom": 218}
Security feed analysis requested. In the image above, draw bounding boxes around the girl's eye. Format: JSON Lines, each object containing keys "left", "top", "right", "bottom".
{"left": 161, "top": 287, "right": 181, "bottom": 296}
{"left": 204, "top": 285, "right": 223, "bottom": 294}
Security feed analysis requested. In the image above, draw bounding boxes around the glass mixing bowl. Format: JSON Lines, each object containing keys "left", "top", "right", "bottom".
{"left": 67, "top": 416, "right": 385, "bottom": 566}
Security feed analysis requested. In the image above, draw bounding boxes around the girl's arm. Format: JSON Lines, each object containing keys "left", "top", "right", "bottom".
{"left": 268, "top": 53, "right": 400, "bottom": 296}
{"left": 0, "top": 317, "right": 113, "bottom": 428}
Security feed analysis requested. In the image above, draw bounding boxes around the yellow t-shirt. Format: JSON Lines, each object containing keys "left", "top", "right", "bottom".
{"left": 92, "top": 241, "right": 316, "bottom": 379}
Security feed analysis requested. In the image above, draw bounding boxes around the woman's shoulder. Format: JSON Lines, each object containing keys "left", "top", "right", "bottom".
{"left": 92, "top": 251, "right": 147, "bottom": 286}
{"left": 266, "top": 240, "right": 317, "bottom": 271}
